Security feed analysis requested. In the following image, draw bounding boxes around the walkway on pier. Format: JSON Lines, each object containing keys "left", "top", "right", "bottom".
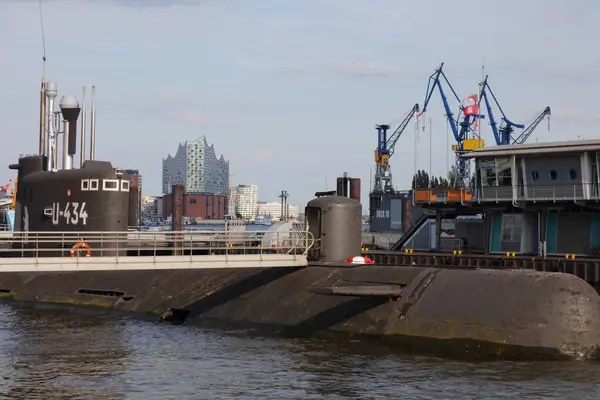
{"left": 0, "top": 254, "right": 308, "bottom": 272}
{"left": 0, "top": 229, "right": 313, "bottom": 272}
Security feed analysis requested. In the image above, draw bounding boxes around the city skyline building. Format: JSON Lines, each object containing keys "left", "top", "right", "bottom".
{"left": 256, "top": 201, "right": 299, "bottom": 220}
{"left": 125, "top": 169, "right": 142, "bottom": 227}
{"left": 162, "top": 193, "right": 228, "bottom": 220}
{"left": 228, "top": 186, "right": 237, "bottom": 216}
{"left": 162, "top": 135, "right": 229, "bottom": 196}
{"left": 234, "top": 184, "right": 259, "bottom": 219}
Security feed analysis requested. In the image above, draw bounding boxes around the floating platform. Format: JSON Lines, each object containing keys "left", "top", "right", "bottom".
{"left": 403, "top": 139, "right": 600, "bottom": 259}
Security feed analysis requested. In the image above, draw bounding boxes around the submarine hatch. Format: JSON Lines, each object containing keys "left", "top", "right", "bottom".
{"left": 305, "top": 195, "right": 362, "bottom": 263}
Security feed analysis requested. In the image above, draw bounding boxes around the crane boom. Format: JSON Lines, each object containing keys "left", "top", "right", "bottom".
{"left": 478, "top": 75, "right": 550, "bottom": 146}
{"left": 512, "top": 106, "right": 551, "bottom": 145}
{"left": 420, "top": 63, "right": 461, "bottom": 142}
{"left": 387, "top": 103, "right": 420, "bottom": 158}
{"left": 372, "top": 103, "right": 420, "bottom": 193}
{"left": 478, "top": 75, "right": 524, "bottom": 145}
{"left": 419, "top": 63, "right": 485, "bottom": 186}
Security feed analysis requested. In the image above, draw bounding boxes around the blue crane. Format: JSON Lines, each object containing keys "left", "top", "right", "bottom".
{"left": 478, "top": 75, "right": 523, "bottom": 145}
{"left": 478, "top": 75, "right": 551, "bottom": 145}
{"left": 419, "top": 62, "right": 485, "bottom": 186}
{"left": 373, "top": 103, "right": 420, "bottom": 193}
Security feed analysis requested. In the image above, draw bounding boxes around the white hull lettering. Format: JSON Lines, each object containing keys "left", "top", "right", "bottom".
{"left": 52, "top": 202, "right": 88, "bottom": 226}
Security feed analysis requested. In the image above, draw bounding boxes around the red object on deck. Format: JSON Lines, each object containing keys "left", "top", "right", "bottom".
{"left": 345, "top": 256, "right": 374, "bottom": 265}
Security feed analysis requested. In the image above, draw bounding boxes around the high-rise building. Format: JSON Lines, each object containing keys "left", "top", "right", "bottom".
{"left": 162, "top": 136, "right": 229, "bottom": 196}
{"left": 235, "top": 184, "right": 258, "bottom": 219}
{"left": 228, "top": 186, "right": 237, "bottom": 216}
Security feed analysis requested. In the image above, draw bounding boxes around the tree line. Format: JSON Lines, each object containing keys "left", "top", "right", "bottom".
{"left": 411, "top": 166, "right": 475, "bottom": 189}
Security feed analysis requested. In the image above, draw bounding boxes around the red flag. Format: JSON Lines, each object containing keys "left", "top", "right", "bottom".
{"left": 461, "top": 94, "right": 479, "bottom": 116}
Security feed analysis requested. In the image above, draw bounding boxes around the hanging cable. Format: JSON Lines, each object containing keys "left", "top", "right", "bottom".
{"left": 428, "top": 117, "right": 432, "bottom": 188}
{"left": 446, "top": 116, "right": 449, "bottom": 174}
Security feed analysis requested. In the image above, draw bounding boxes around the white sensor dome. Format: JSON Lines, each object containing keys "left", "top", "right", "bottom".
{"left": 59, "top": 94, "right": 79, "bottom": 110}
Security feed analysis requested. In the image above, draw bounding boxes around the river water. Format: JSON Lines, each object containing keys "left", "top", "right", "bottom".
{"left": 0, "top": 303, "right": 598, "bottom": 400}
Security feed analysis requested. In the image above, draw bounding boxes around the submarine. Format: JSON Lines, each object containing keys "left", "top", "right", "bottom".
{"left": 1, "top": 77, "right": 600, "bottom": 362}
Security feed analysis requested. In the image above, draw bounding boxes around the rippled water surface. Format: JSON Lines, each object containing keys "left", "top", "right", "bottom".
{"left": 0, "top": 303, "right": 598, "bottom": 399}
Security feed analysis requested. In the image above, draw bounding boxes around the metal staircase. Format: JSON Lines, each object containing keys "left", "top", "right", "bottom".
{"left": 391, "top": 211, "right": 436, "bottom": 251}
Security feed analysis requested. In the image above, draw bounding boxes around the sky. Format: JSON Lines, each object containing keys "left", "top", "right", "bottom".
{"left": 0, "top": 0, "right": 598, "bottom": 212}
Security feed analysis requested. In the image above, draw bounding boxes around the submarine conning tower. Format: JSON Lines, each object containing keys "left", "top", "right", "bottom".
{"left": 9, "top": 158, "right": 131, "bottom": 233}
{"left": 306, "top": 174, "right": 363, "bottom": 264}
{"left": 8, "top": 81, "right": 131, "bottom": 256}
{"left": 9, "top": 83, "right": 131, "bottom": 234}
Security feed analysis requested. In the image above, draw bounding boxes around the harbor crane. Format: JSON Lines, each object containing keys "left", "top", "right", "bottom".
{"left": 373, "top": 103, "right": 420, "bottom": 193}
{"left": 419, "top": 62, "right": 486, "bottom": 186}
{"left": 478, "top": 75, "right": 551, "bottom": 145}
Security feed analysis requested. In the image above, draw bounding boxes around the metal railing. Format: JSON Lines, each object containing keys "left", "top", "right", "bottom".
{"left": 413, "top": 183, "right": 600, "bottom": 204}
{"left": 0, "top": 229, "right": 315, "bottom": 262}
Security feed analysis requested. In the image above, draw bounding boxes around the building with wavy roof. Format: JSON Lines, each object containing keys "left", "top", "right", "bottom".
{"left": 162, "top": 136, "right": 229, "bottom": 196}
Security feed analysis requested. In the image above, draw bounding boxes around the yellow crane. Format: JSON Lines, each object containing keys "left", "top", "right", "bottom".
{"left": 372, "top": 103, "right": 420, "bottom": 193}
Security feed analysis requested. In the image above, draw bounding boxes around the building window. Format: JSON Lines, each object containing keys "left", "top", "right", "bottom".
{"left": 89, "top": 179, "right": 99, "bottom": 191}
{"left": 81, "top": 179, "right": 90, "bottom": 191}
{"left": 531, "top": 171, "right": 539, "bottom": 182}
{"left": 496, "top": 158, "right": 512, "bottom": 186}
{"left": 479, "top": 159, "right": 496, "bottom": 186}
{"left": 549, "top": 169, "right": 558, "bottom": 181}
{"left": 190, "top": 198, "right": 197, "bottom": 204}
{"left": 568, "top": 168, "right": 577, "bottom": 181}
{"left": 120, "top": 180, "right": 130, "bottom": 192}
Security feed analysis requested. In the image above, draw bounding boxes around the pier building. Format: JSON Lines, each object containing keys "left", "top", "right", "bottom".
{"left": 403, "top": 139, "right": 600, "bottom": 257}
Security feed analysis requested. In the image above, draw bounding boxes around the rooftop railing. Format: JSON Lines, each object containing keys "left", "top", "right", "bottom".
{"left": 0, "top": 229, "right": 315, "bottom": 263}
{"left": 413, "top": 183, "right": 600, "bottom": 205}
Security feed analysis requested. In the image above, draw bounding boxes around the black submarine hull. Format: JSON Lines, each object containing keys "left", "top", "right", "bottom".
{"left": 0, "top": 264, "right": 598, "bottom": 361}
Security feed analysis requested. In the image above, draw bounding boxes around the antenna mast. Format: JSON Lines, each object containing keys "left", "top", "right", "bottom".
{"left": 38, "top": 0, "right": 47, "bottom": 157}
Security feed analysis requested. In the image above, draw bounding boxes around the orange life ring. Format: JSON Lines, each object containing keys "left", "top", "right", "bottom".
{"left": 281, "top": 240, "right": 290, "bottom": 247}
{"left": 70, "top": 242, "right": 91, "bottom": 257}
